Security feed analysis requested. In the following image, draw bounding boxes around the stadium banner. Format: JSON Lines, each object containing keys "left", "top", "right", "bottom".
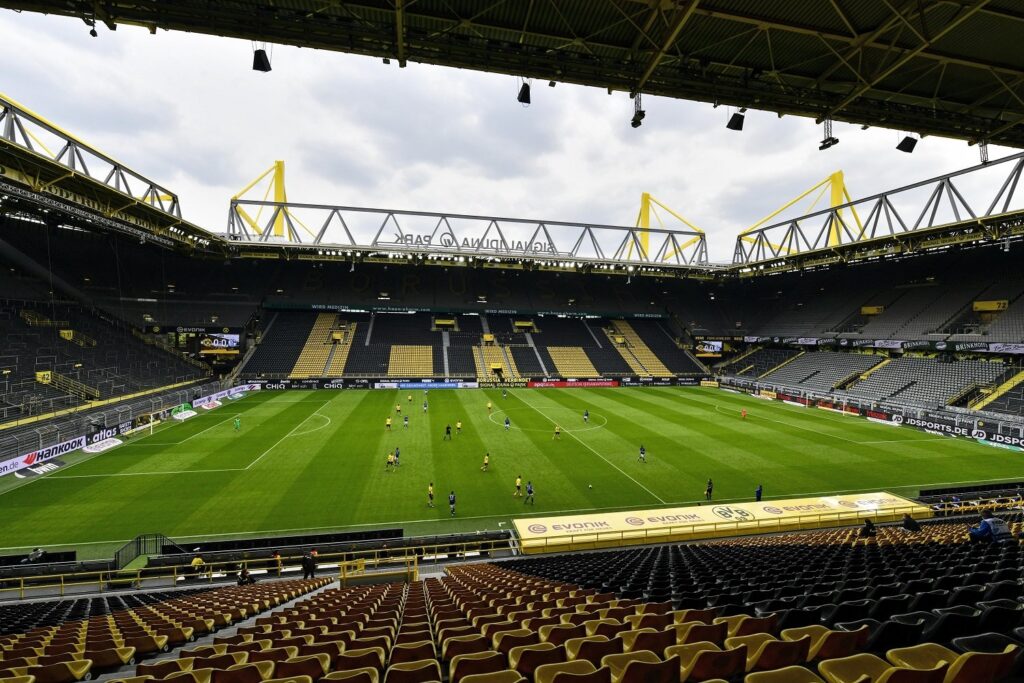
{"left": 986, "top": 343, "right": 1024, "bottom": 354}
{"left": 193, "top": 384, "right": 260, "bottom": 407}
{"left": 619, "top": 376, "right": 681, "bottom": 386}
{"left": 374, "top": 381, "right": 478, "bottom": 389}
{"left": 700, "top": 380, "right": 720, "bottom": 388}
{"left": 478, "top": 381, "right": 529, "bottom": 388}
{"left": 514, "top": 491, "right": 929, "bottom": 553}
{"left": 528, "top": 380, "right": 620, "bottom": 388}
{"left": 280, "top": 301, "right": 668, "bottom": 319}
{"left": 87, "top": 420, "right": 135, "bottom": 444}
{"left": 0, "top": 435, "right": 88, "bottom": 478}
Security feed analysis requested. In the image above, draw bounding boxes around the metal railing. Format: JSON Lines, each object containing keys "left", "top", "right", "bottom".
{"left": 0, "top": 537, "right": 512, "bottom": 601}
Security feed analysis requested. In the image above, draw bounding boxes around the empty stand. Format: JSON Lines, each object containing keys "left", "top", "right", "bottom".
{"left": 720, "top": 348, "right": 800, "bottom": 378}
{"left": 841, "top": 357, "right": 1007, "bottom": 408}
{"left": 243, "top": 312, "right": 318, "bottom": 377}
{"left": 759, "top": 352, "right": 883, "bottom": 392}
{"left": 546, "top": 348, "right": 599, "bottom": 378}
{"left": 388, "top": 346, "right": 435, "bottom": 377}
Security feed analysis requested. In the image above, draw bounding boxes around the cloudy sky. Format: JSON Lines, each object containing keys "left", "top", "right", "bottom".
{"left": 0, "top": 9, "right": 1015, "bottom": 262}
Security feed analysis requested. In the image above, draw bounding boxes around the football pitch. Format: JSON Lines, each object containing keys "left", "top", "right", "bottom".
{"left": 1, "top": 387, "right": 1022, "bottom": 560}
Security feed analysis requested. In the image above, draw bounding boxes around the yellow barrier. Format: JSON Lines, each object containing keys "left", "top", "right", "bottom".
{"left": 514, "top": 491, "right": 934, "bottom": 554}
{"left": 0, "top": 379, "right": 200, "bottom": 432}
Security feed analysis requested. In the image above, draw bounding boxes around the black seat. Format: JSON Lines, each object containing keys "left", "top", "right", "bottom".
{"left": 922, "top": 610, "right": 984, "bottom": 644}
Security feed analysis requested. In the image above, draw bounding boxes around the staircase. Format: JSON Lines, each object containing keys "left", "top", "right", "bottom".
{"left": 603, "top": 329, "right": 649, "bottom": 376}
{"left": 610, "top": 320, "right": 671, "bottom": 375}
{"left": 971, "top": 370, "right": 1024, "bottom": 411}
{"left": 290, "top": 313, "right": 337, "bottom": 378}
{"left": 36, "top": 369, "right": 100, "bottom": 400}
{"left": 325, "top": 322, "right": 356, "bottom": 377}
{"left": 477, "top": 344, "right": 516, "bottom": 382}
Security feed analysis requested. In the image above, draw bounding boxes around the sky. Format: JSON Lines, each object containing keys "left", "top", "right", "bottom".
{"left": 0, "top": 9, "right": 1016, "bottom": 263}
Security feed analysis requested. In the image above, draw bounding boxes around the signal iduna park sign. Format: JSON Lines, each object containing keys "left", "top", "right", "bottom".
{"left": 513, "top": 491, "right": 928, "bottom": 554}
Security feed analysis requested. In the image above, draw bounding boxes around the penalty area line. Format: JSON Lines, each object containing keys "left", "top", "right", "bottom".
{"left": 510, "top": 392, "right": 666, "bottom": 504}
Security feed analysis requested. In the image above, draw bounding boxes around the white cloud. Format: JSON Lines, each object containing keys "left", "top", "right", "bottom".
{"left": 0, "top": 9, "right": 1014, "bottom": 262}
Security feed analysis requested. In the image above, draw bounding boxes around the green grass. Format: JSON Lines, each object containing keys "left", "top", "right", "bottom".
{"left": 1, "top": 387, "right": 1021, "bottom": 560}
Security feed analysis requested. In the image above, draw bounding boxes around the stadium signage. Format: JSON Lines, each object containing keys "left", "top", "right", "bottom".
{"left": 383, "top": 231, "right": 558, "bottom": 255}
{"left": 527, "top": 380, "right": 620, "bottom": 388}
{"left": 513, "top": 491, "right": 928, "bottom": 553}
{"left": 88, "top": 421, "right": 134, "bottom": 443}
{"left": 0, "top": 435, "right": 87, "bottom": 478}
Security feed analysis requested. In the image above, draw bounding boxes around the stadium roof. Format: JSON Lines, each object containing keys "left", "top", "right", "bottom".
{"left": 3, "top": 0, "right": 1024, "bottom": 147}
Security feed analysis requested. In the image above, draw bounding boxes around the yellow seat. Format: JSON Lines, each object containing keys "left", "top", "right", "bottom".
{"left": 0, "top": 677, "right": 36, "bottom": 683}
{"left": 745, "top": 666, "right": 826, "bottom": 682}
{"left": 459, "top": 671, "right": 524, "bottom": 683}
{"left": 725, "top": 633, "right": 811, "bottom": 672}
{"left": 564, "top": 637, "right": 607, "bottom": 661}
{"left": 598, "top": 651, "right": 658, "bottom": 683}
{"left": 508, "top": 642, "right": 556, "bottom": 670}
{"left": 322, "top": 668, "right": 379, "bottom": 683}
{"left": 818, "top": 653, "right": 948, "bottom": 683}
{"left": 886, "top": 643, "right": 1019, "bottom": 683}
{"left": 617, "top": 631, "right": 654, "bottom": 653}
{"left": 163, "top": 668, "right": 214, "bottom": 683}
{"left": 583, "top": 621, "right": 619, "bottom": 638}
{"left": 383, "top": 659, "right": 441, "bottom": 683}
{"left": 229, "top": 660, "right": 274, "bottom": 680}
{"left": 534, "top": 660, "right": 595, "bottom": 683}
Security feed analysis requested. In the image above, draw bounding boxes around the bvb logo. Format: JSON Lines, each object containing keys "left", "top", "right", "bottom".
{"left": 711, "top": 506, "right": 755, "bottom": 522}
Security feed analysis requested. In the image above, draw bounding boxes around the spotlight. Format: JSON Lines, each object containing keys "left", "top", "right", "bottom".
{"left": 517, "top": 82, "right": 531, "bottom": 105}
{"left": 630, "top": 92, "right": 645, "bottom": 128}
{"left": 818, "top": 116, "right": 838, "bottom": 150}
{"left": 89, "top": 27, "right": 97, "bottom": 37}
{"left": 896, "top": 136, "right": 917, "bottom": 153}
{"left": 252, "top": 48, "right": 272, "bottom": 72}
{"left": 726, "top": 111, "right": 745, "bottom": 131}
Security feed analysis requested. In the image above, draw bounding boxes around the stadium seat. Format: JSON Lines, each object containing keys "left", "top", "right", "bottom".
{"left": 322, "top": 669, "right": 378, "bottom": 683}
{"left": 886, "top": 642, "right": 1019, "bottom": 683}
{"left": 449, "top": 652, "right": 505, "bottom": 683}
{"left": 745, "top": 667, "right": 826, "bottom": 682}
{"left": 382, "top": 660, "right": 440, "bottom": 683}
{"left": 459, "top": 671, "right": 524, "bottom": 683}
{"left": 531, "top": 659, "right": 591, "bottom": 683}
{"left": 817, "top": 653, "right": 947, "bottom": 683}
{"left": 725, "top": 633, "right": 811, "bottom": 672}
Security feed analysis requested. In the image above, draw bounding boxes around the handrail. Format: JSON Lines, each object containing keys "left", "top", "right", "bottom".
{"left": 0, "top": 537, "right": 510, "bottom": 601}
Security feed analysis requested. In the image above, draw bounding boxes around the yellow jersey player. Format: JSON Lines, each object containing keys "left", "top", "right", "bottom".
{"left": 385, "top": 416, "right": 392, "bottom": 431}
{"left": 553, "top": 424, "right": 561, "bottom": 440}
{"left": 487, "top": 401, "right": 493, "bottom": 413}
{"left": 386, "top": 451, "right": 395, "bottom": 471}
{"left": 427, "top": 482, "right": 434, "bottom": 508}
{"left": 395, "top": 403, "right": 401, "bottom": 414}
{"left": 408, "top": 394, "right": 413, "bottom": 403}
{"left": 514, "top": 475, "right": 522, "bottom": 497}
{"left": 481, "top": 453, "right": 489, "bottom": 471}
{"left": 456, "top": 420, "right": 462, "bottom": 435}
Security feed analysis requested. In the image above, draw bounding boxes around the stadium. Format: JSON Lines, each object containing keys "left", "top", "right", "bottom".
{"left": 1, "top": 1, "right": 1024, "bottom": 682}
